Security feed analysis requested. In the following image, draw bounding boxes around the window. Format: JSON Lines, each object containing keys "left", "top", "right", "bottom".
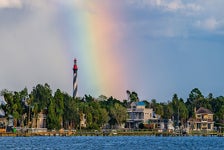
{"left": 196, "top": 114, "right": 201, "bottom": 118}
{"left": 197, "top": 123, "right": 201, "bottom": 129}
{"left": 208, "top": 124, "right": 211, "bottom": 129}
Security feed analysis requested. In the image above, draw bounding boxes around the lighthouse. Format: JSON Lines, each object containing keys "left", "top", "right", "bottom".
{"left": 73, "top": 58, "right": 78, "bottom": 98}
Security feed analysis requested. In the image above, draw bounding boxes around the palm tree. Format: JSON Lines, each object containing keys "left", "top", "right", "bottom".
{"left": 126, "top": 90, "right": 131, "bottom": 102}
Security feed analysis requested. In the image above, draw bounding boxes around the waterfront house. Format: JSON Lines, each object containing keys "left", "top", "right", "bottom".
{"left": 126, "top": 101, "right": 159, "bottom": 128}
{"left": 0, "top": 109, "right": 6, "bottom": 132}
{"left": 187, "top": 107, "right": 214, "bottom": 131}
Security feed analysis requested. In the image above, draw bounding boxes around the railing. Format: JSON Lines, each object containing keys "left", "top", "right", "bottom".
{"left": 196, "top": 119, "right": 213, "bottom": 122}
{"left": 126, "top": 118, "right": 144, "bottom": 122}
{"left": 127, "top": 109, "right": 144, "bottom": 112}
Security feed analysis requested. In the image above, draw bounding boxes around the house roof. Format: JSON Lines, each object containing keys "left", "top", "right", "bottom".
{"left": 0, "top": 98, "right": 7, "bottom": 106}
{"left": 137, "top": 101, "right": 145, "bottom": 106}
{"left": 0, "top": 109, "right": 5, "bottom": 117}
{"left": 188, "top": 117, "right": 194, "bottom": 122}
{"left": 196, "top": 107, "right": 213, "bottom": 114}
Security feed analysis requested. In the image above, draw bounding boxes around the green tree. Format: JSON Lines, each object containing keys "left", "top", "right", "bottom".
{"left": 32, "top": 102, "right": 39, "bottom": 128}
{"left": 143, "top": 100, "right": 150, "bottom": 108}
{"left": 127, "top": 90, "right": 139, "bottom": 102}
{"left": 155, "top": 103, "right": 164, "bottom": 117}
{"left": 54, "top": 89, "right": 64, "bottom": 128}
{"left": 46, "top": 89, "right": 65, "bottom": 130}
{"left": 210, "top": 96, "right": 224, "bottom": 122}
{"left": 170, "top": 94, "right": 188, "bottom": 126}
{"left": 47, "top": 98, "right": 58, "bottom": 129}
{"left": 126, "top": 90, "right": 131, "bottom": 101}
{"left": 179, "top": 98, "right": 188, "bottom": 125}
{"left": 98, "top": 108, "right": 109, "bottom": 127}
{"left": 150, "top": 99, "right": 157, "bottom": 111}
{"left": 163, "top": 102, "right": 173, "bottom": 119}
{"left": 186, "top": 88, "right": 204, "bottom": 118}
{"left": 1, "top": 90, "right": 25, "bottom": 127}
{"left": 63, "top": 96, "right": 80, "bottom": 129}
{"left": 171, "top": 94, "right": 180, "bottom": 125}
{"left": 216, "top": 105, "right": 224, "bottom": 121}
{"left": 31, "top": 83, "right": 52, "bottom": 112}
{"left": 63, "top": 93, "right": 79, "bottom": 129}
{"left": 110, "top": 103, "right": 127, "bottom": 127}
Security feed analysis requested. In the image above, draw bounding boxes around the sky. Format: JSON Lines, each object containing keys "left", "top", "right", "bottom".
{"left": 0, "top": 0, "right": 224, "bottom": 102}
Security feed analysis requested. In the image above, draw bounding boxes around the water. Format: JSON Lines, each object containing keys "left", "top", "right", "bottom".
{"left": 0, "top": 136, "right": 223, "bottom": 150}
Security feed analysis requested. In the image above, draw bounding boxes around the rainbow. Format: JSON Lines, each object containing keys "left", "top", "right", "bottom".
{"left": 57, "top": 1, "right": 128, "bottom": 99}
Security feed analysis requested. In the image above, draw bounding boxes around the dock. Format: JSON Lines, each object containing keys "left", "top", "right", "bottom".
{"left": 0, "top": 130, "right": 224, "bottom": 137}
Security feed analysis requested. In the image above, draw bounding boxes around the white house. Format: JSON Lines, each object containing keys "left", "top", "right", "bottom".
{"left": 126, "top": 101, "right": 158, "bottom": 128}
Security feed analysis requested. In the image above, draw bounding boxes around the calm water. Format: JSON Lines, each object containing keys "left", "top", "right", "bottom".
{"left": 0, "top": 136, "right": 223, "bottom": 150}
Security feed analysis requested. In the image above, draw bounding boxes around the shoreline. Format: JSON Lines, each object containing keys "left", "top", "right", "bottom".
{"left": 0, "top": 131, "right": 224, "bottom": 137}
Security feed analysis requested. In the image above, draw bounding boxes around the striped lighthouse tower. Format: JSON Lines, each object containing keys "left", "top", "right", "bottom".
{"left": 73, "top": 58, "right": 78, "bottom": 98}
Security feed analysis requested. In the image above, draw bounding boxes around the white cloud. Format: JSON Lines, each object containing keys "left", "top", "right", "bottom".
{"left": 164, "top": 0, "right": 201, "bottom": 12}
{"left": 186, "top": 3, "right": 201, "bottom": 11}
{"left": 165, "top": 0, "right": 183, "bottom": 11}
{"left": 0, "top": 0, "right": 22, "bottom": 8}
{"left": 196, "top": 18, "right": 220, "bottom": 31}
{"left": 128, "top": 0, "right": 199, "bottom": 11}
{"left": 126, "top": 0, "right": 224, "bottom": 37}
{"left": 0, "top": 0, "right": 70, "bottom": 10}
{"left": 204, "top": 18, "right": 219, "bottom": 30}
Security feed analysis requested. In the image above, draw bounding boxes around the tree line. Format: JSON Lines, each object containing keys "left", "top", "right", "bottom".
{"left": 140, "top": 88, "right": 224, "bottom": 127}
{"left": 0, "top": 83, "right": 127, "bottom": 130}
{"left": 1, "top": 83, "right": 224, "bottom": 130}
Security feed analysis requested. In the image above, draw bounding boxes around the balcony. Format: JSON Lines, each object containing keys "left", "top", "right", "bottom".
{"left": 126, "top": 118, "right": 144, "bottom": 122}
{"left": 127, "top": 108, "right": 144, "bottom": 112}
{"left": 196, "top": 119, "right": 213, "bottom": 123}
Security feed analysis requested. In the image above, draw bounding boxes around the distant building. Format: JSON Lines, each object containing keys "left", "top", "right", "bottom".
{"left": 0, "top": 108, "right": 6, "bottom": 132}
{"left": 80, "top": 113, "right": 86, "bottom": 128}
{"left": 0, "top": 98, "right": 7, "bottom": 132}
{"left": 32, "top": 110, "right": 47, "bottom": 128}
{"left": 126, "top": 102, "right": 159, "bottom": 128}
{"left": 187, "top": 107, "right": 214, "bottom": 131}
{"left": 167, "top": 119, "right": 175, "bottom": 131}
{"left": 0, "top": 108, "right": 5, "bottom": 117}
{"left": 0, "top": 98, "right": 7, "bottom": 106}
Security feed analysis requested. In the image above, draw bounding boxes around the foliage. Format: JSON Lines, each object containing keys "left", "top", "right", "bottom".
{"left": 1, "top": 84, "right": 224, "bottom": 130}
{"left": 126, "top": 90, "right": 139, "bottom": 102}
{"left": 110, "top": 103, "right": 127, "bottom": 127}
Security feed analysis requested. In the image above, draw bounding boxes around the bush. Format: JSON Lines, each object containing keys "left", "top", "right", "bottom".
{"left": 139, "top": 123, "right": 144, "bottom": 129}
{"left": 87, "top": 123, "right": 99, "bottom": 130}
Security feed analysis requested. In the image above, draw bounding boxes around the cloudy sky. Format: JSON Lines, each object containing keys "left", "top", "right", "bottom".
{"left": 0, "top": 0, "right": 224, "bottom": 101}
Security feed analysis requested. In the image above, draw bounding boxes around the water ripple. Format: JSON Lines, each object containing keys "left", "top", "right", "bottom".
{"left": 0, "top": 136, "right": 223, "bottom": 150}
